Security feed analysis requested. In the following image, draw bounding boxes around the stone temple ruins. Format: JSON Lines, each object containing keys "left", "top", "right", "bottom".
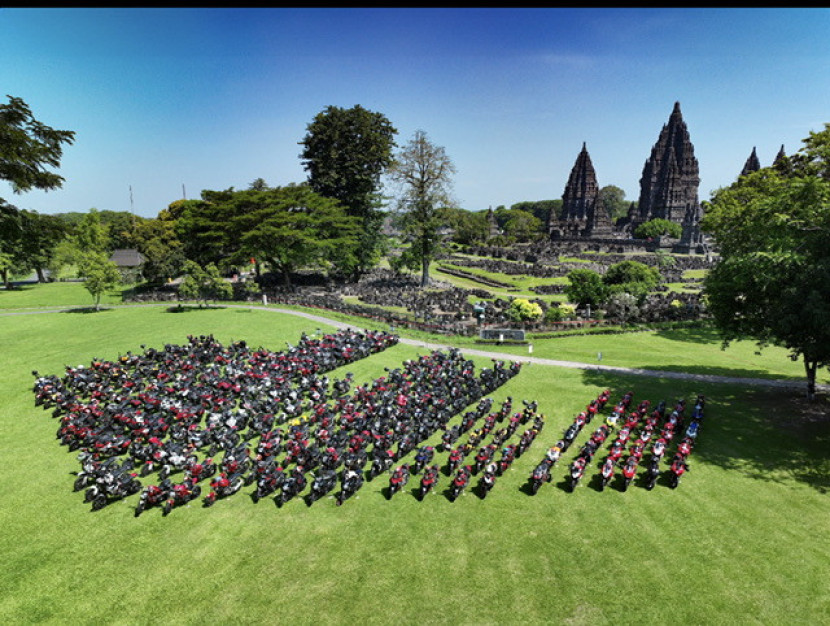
{"left": 547, "top": 101, "right": 776, "bottom": 254}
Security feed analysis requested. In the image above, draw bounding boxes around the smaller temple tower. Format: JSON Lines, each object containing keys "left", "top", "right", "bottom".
{"left": 740, "top": 147, "right": 761, "bottom": 178}
{"left": 773, "top": 145, "right": 787, "bottom": 167}
{"left": 550, "top": 143, "right": 612, "bottom": 239}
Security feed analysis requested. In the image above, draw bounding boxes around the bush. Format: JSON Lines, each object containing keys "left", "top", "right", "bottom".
{"left": 506, "top": 298, "right": 543, "bottom": 323}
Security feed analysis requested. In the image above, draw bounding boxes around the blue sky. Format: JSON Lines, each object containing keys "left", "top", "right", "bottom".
{"left": 1, "top": 7, "right": 828, "bottom": 218}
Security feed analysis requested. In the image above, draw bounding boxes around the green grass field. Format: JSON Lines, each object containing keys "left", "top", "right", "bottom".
{"left": 1, "top": 285, "right": 828, "bottom": 624}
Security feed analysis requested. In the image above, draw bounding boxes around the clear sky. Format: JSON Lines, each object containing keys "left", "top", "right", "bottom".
{"left": 2, "top": 7, "right": 828, "bottom": 218}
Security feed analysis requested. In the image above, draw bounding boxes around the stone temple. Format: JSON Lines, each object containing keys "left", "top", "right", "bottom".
{"left": 549, "top": 142, "right": 612, "bottom": 239}
{"left": 548, "top": 101, "right": 707, "bottom": 253}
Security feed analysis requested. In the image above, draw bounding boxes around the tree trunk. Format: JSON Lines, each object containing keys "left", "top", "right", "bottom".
{"left": 1, "top": 268, "right": 8, "bottom": 290}
{"left": 804, "top": 358, "right": 817, "bottom": 401}
{"left": 36, "top": 266, "right": 46, "bottom": 283}
{"left": 420, "top": 258, "right": 430, "bottom": 288}
{"left": 282, "top": 267, "right": 292, "bottom": 289}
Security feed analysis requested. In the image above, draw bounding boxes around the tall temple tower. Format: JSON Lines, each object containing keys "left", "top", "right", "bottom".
{"left": 635, "top": 102, "right": 703, "bottom": 250}
{"left": 740, "top": 147, "right": 761, "bottom": 178}
{"left": 550, "top": 143, "right": 612, "bottom": 239}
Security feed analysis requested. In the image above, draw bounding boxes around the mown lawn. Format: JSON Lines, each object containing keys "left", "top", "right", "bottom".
{"left": 0, "top": 288, "right": 828, "bottom": 624}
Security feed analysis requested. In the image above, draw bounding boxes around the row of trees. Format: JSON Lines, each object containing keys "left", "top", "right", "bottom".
{"left": 2, "top": 99, "right": 638, "bottom": 291}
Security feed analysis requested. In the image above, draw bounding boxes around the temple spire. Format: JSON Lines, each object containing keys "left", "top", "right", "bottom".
{"left": 740, "top": 147, "right": 761, "bottom": 178}
{"left": 550, "top": 143, "right": 611, "bottom": 239}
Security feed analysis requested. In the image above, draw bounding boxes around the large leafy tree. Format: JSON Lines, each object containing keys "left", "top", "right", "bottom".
{"left": 299, "top": 105, "right": 397, "bottom": 279}
{"left": 603, "top": 260, "right": 660, "bottom": 304}
{"left": 1, "top": 96, "right": 74, "bottom": 287}
{"left": 597, "top": 185, "right": 629, "bottom": 222}
{"left": 178, "top": 260, "right": 232, "bottom": 307}
{"left": 565, "top": 267, "right": 608, "bottom": 309}
{"left": 175, "top": 193, "right": 244, "bottom": 268}
{"left": 634, "top": 218, "right": 682, "bottom": 240}
{"left": 389, "top": 130, "right": 456, "bottom": 287}
{"left": 19, "top": 210, "right": 69, "bottom": 282}
{"left": 1, "top": 95, "right": 75, "bottom": 194}
{"left": 510, "top": 200, "right": 561, "bottom": 229}
{"left": 235, "top": 184, "right": 361, "bottom": 288}
{"left": 132, "top": 208, "right": 184, "bottom": 285}
{"left": 703, "top": 124, "right": 830, "bottom": 398}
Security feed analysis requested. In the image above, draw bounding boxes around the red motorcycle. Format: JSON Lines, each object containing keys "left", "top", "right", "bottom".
{"left": 669, "top": 455, "right": 689, "bottom": 489}
{"left": 162, "top": 478, "right": 202, "bottom": 515}
{"left": 568, "top": 456, "right": 587, "bottom": 492}
{"left": 599, "top": 457, "right": 615, "bottom": 491}
{"left": 447, "top": 446, "right": 464, "bottom": 474}
{"left": 203, "top": 471, "right": 244, "bottom": 507}
{"left": 388, "top": 464, "right": 410, "bottom": 499}
{"left": 621, "top": 456, "right": 638, "bottom": 492}
{"left": 449, "top": 465, "right": 472, "bottom": 502}
{"left": 418, "top": 464, "right": 440, "bottom": 501}
{"left": 135, "top": 480, "right": 172, "bottom": 517}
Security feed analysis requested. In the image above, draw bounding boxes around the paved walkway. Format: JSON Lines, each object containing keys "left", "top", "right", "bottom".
{"left": 3, "top": 302, "right": 825, "bottom": 392}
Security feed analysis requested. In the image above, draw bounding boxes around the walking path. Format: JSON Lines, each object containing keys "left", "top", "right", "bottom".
{"left": 3, "top": 302, "right": 825, "bottom": 392}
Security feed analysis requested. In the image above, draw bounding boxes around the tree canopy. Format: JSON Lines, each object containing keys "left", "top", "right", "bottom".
{"left": 235, "top": 184, "right": 361, "bottom": 287}
{"left": 702, "top": 124, "right": 830, "bottom": 398}
{"left": 634, "top": 218, "right": 682, "bottom": 240}
{"left": 299, "top": 105, "right": 397, "bottom": 278}
{"left": 0, "top": 95, "right": 75, "bottom": 194}
{"left": 388, "top": 130, "right": 456, "bottom": 287}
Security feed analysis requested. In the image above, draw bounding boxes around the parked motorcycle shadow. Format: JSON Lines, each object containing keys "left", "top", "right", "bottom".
{"left": 518, "top": 481, "right": 537, "bottom": 496}
{"left": 555, "top": 478, "right": 572, "bottom": 493}
{"left": 589, "top": 473, "right": 606, "bottom": 492}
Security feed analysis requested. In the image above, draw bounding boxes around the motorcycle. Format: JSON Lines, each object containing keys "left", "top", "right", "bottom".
{"left": 446, "top": 446, "right": 464, "bottom": 475}
{"left": 568, "top": 456, "right": 587, "bottom": 492}
{"left": 278, "top": 468, "right": 308, "bottom": 506}
{"left": 599, "top": 457, "right": 615, "bottom": 491}
{"left": 529, "top": 460, "right": 552, "bottom": 495}
{"left": 497, "top": 444, "right": 517, "bottom": 476}
{"left": 474, "top": 444, "right": 496, "bottom": 475}
{"left": 478, "top": 465, "right": 497, "bottom": 499}
{"left": 369, "top": 449, "right": 395, "bottom": 480}
{"left": 85, "top": 464, "right": 141, "bottom": 511}
{"left": 203, "top": 471, "right": 245, "bottom": 507}
{"left": 418, "top": 464, "right": 440, "bottom": 500}
{"left": 135, "top": 479, "right": 172, "bottom": 517}
{"left": 644, "top": 456, "right": 661, "bottom": 490}
{"left": 306, "top": 468, "right": 338, "bottom": 504}
{"left": 449, "top": 465, "right": 472, "bottom": 502}
{"left": 388, "top": 464, "right": 411, "bottom": 499}
{"left": 669, "top": 456, "right": 688, "bottom": 489}
{"left": 337, "top": 469, "right": 364, "bottom": 506}
{"left": 162, "top": 478, "right": 202, "bottom": 515}
{"left": 412, "top": 446, "right": 435, "bottom": 475}
{"left": 621, "top": 457, "right": 638, "bottom": 492}
{"left": 252, "top": 465, "right": 285, "bottom": 502}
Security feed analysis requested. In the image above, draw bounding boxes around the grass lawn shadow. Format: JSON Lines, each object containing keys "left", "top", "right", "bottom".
{"left": 61, "top": 307, "right": 113, "bottom": 314}
{"left": 166, "top": 304, "right": 228, "bottom": 313}
{"left": 652, "top": 324, "right": 723, "bottom": 345}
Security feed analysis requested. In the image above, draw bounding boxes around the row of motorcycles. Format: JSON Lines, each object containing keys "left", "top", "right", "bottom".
{"left": 527, "top": 390, "right": 705, "bottom": 495}
{"left": 129, "top": 348, "right": 523, "bottom": 514}
{"left": 33, "top": 329, "right": 402, "bottom": 512}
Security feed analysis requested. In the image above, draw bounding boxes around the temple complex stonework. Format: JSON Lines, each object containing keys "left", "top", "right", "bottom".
{"left": 549, "top": 143, "right": 612, "bottom": 239}
{"left": 634, "top": 102, "right": 703, "bottom": 251}
{"left": 549, "top": 101, "right": 707, "bottom": 253}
